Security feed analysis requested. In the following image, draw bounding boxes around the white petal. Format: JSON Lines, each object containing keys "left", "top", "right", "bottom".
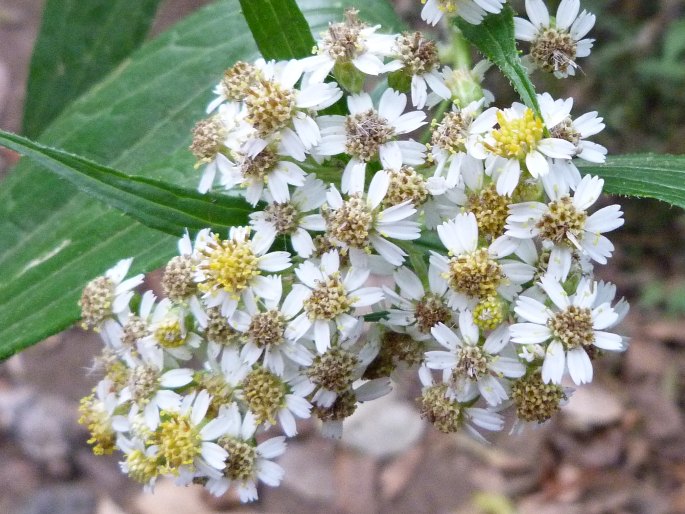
{"left": 510, "top": 323, "right": 552, "bottom": 344}
{"left": 393, "top": 267, "right": 424, "bottom": 301}
{"left": 556, "top": 0, "right": 580, "bottom": 30}
{"left": 567, "top": 347, "right": 593, "bottom": 385}
{"left": 541, "top": 340, "right": 565, "bottom": 384}
{"left": 378, "top": 88, "right": 406, "bottom": 123}
{"left": 525, "top": 0, "right": 550, "bottom": 28}
{"left": 540, "top": 275, "right": 570, "bottom": 310}
{"left": 367, "top": 170, "right": 390, "bottom": 209}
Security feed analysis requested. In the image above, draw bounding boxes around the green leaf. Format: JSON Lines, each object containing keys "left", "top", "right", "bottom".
{"left": 23, "top": 0, "right": 163, "bottom": 138}
{"left": 239, "top": 0, "right": 315, "bottom": 60}
{"left": 455, "top": 5, "right": 541, "bottom": 116}
{"left": 0, "top": 130, "right": 251, "bottom": 236}
{"left": 0, "top": 0, "right": 403, "bottom": 359}
{"left": 578, "top": 154, "right": 685, "bottom": 209}
{"left": 363, "top": 311, "right": 389, "bottom": 322}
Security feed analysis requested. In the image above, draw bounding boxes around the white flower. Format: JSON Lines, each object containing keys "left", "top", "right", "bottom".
{"left": 79, "top": 257, "right": 144, "bottom": 342}
{"left": 480, "top": 102, "right": 576, "bottom": 195}
{"left": 510, "top": 275, "right": 625, "bottom": 385}
{"left": 383, "top": 265, "right": 454, "bottom": 341}
{"left": 285, "top": 250, "right": 384, "bottom": 353}
{"left": 420, "top": 0, "right": 506, "bottom": 26}
{"left": 105, "top": 289, "right": 156, "bottom": 366}
{"left": 538, "top": 92, "right": 607, "bottom": 163}
{"left": 117, "top": 350, "right": 193, "bottom": 430}
{"left": 117, "top": 436, "right": 160, "bottom": 491}
{"left": 194, "top": 227, "right": 291, "bottom": 318}
{"left": 427, "top": 61, "right": 495, "bottom": 110}
{"left": 137, "top": 298, "right": 202, "bottom": 363}
{"left": 324, "top": 170, "right": 421, "bottom": 266}
{"left": 430, "top": 212, "right": 536, "bottom": 310}
{"left": 249, "top": 174, "right": 327, "bottom": 258}
{"left": 196, "top": 102, "right": 252, "bottom": 193}
{"left": 205, "top": 404, "right": 287, "bottom": 502}
{"left": 302, "top": 9, "right": 397, "bottom": 83}
{"left": 418, "top": 365, "right": 504, "bottom": 443}
{"left": 246, "top": 59, "right": 342, "bottom": 152}
{"left": 427, "top": 99, "right": 497, "bottom": 194}
{"left": 157, "top": 390, "right": 232, "bottom": 479}
{"left": 315, "top": 89, "right": 426, "bottom": 193}
{"left": 306, "top": 322, "right": 383, "bottom": 410}
{"left": 505, "top": 174, "right": 624, "bottom": 265}
{"left": 238, "top": 366, "right": 314, "bottom": 437}
{"left": 426, "top": 311, "right": 525, "bottom": 406}
{"left": 219, "top": 137, "right": 307, "bottom": 206}
{"left": 515, "top": 0, "right": 596, "bottom": 78}
{"left": 229, "top": 276, "right": 314, "bottom": 376}
{"left": 385, "top": 31, "right": 451, "bottom": 109}
{"left": 318, "top": 377, "right": 393, "bottom": 439}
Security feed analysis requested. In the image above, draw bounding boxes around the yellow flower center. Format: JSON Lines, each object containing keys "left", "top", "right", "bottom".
{"left": 473, "top": 296, "right": 506, "bottom": 331}
{"left": 154, "top": 412, "right": 201, "bottom": 475}
{"left": 199, "top": 234, "right": 260, "bottom": 297}
{"left": 304, "top": 273, "right": 352, "bottom": 320}
{"left": 549, "top": 306, "right": 595, "bottom": 350}
{"left": 465, "top": 183, "right": 510, "bottom": 240}
{"left": 487, "top": 108, "right": 544, "bottom": 161}
{"left": 245, "top": 80, "right": 296, "bottom": 137}
{"left": 125, "top": 448, "right": 160, "bottom": 484}
{"left": 537, "top": 196, "right": 587, "bottom": 246}
{"left": 447, "top": 248, "right": 504, "bottom": 300}
{"left": 153, "top": 317, "right": 186, "bottom": 348}
{"left": 78, "top": 393, "right": 115, "bottom": 456}
{"left": 219, "top": 437, "right": 258, "bottom": 482}
{"left": 242, "top": 367, "right": 287, "bottom": 425}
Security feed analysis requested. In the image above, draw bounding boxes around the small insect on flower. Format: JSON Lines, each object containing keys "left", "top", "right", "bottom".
{"left": 552, "top": 49, "right": 583, "bottom": 76}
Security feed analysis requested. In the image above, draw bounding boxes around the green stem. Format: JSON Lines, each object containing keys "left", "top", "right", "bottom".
{"left": 450, "top": 26, "right": 472, "bottom": 70}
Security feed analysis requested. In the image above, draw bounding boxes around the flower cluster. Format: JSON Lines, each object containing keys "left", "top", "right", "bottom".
{"left": 78, "top": 2, "right": 628, "bottom": 502}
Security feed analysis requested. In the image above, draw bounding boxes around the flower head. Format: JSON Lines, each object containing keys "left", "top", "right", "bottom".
{"left": 515, "top": 0, "right": 596, "bottom": 78}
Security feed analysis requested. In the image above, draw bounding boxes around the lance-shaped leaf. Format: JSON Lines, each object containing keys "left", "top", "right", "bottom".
{"left": 578, "top": 154, "right": 685, "bottom": 209}
{"left": 23, "top": 0, "right": 163, "bottom": 138}
{"left": 0, "top": 130, "right": 251, "bottom": 236}
{"left": 455, "top": 5, "right": 541, "bottom": 116}
{"left": 0, "top": 0, "right": 403, "bottom": 359}
{"left": 239, "top": 0, "right": 316, "bottom": 60}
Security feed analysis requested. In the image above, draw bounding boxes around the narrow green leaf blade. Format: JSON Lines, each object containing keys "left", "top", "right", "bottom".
{"left": 0, "top": 130, "right": 251, "bottom": 236}
{"left": 239, "top": 0, "right": 316, "bottom": 60}
{"left": 0, "top": 0, "right": 403, "bottom": 360}
{"left": 578, "top": 154, "right": 685, "bottom": 209}
{"left": 455, "top": 5, "right": 541, "bottom": 115}
{"left": 23, "top": 0, "right": 163, "bottom": 138}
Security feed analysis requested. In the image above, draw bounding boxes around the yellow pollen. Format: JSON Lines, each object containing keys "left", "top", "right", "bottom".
{"left": 537, "top": 196, "right": 587, "bottom": 246}
{"left": 304, "top": 273, "right": 351, "bottom": 320}
{"left": 245, "top": 80, "right": 296, "bottom": 137}
{"left": 487, "top": 108, "right": 544, "bottom": 161}
{"left": 473, "top": 296, "right": 506, "bottom": 331}
{"left": 447, "top": 248, "right": 504, "bottom": 299}
{"left": 242, "top": 367, "right": 287, "bottom": 425}
{"left": 549, "top": 306, "right": 595, "bottom": 350}
{"left": 465, "top": 183, "right": 510, "bottom": 239}
{"left": 154, "top": 412, "right": 201, "bottom": 475}
{"left": 78, "top": 393, "right": 115, "bottom": 455}
{"left": 219, "top": 437, "right": 257, "bottom": 481}
{"left": 125, "top": 449, "right": 160, "bottom": 484}
{"left": 200, "top": 234, "right": 260, "bottom": 297}
{"left": 153, "top": 318, "right": 186, "bottom": 348}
